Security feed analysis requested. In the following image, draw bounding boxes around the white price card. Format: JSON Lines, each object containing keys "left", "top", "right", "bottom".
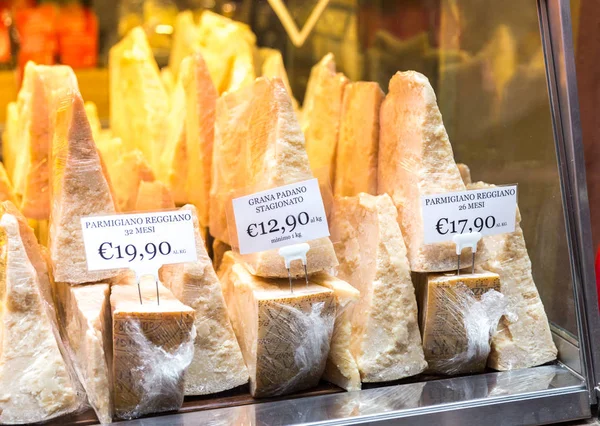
{"left": 232, "top": 178, "right": 330, "bottom": 255}
{"left": 80, "top": 211, "right": 198, "bottom": 274}
{"left": 421, "top": 185, "right": 518, "bottom": 244}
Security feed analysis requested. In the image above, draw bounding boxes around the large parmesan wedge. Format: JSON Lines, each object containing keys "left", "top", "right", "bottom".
{"left": 334, "top": 82, "right": 383, "bottom": 197}
{"left": 314, "top": 272, "right": 361, "bottom": 391}
{"left": 109, "top": 27, "right": 169, "bottom": 169}
{"left": 210, "top": 77, "right": 338, "bottom": 278}
{"left": 160, "top": 205, "right": 248, "bottom": 395}
{"left": 3, "top": 102, "right": 18, "bottom": 179}
{"left": 111, "top": 278, "right": 195, "bottom": 420}
{"left": 0, "top": 162, "right": 17, "bottom": 204}
{"left": 112, "top": 149, "right": 155, "bottom": 212}
{"left": 134, "top": 180, "right": 175, "bottom": 211}
{"left": 218, "top": 251, "right": 335, "bottom": 398}
{"left": 331, "top": 193, "right": 427, "bottom": 382}
{"left": 302, "top": 53, "right": 349, "bottom": 185}
{"left": 470, "top": 181, "right": 557, "bottom": 370}
{"left": 258, "top": 47, "right": 298, "bottom": 110}
{"left": 378, "top": 71, "right": 470, "bottom": 272}
{"left": 181, "top": 53, "right": 218, "bottom": 227}
{"left": 49, "top": 88, "right": 119, "bottom": 284}
{"left": 0, "top": 213, "right": 82, "bottom": 424}
{"left": 55, "top": 282, "right": 112, "bottom": 424}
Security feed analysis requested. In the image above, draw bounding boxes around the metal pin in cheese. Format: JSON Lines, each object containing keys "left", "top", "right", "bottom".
{"left": 111, "top": 277, "right": 195, "bottom": 420}
{"left": 378, "top": 71, "right": 471, "bottom": 272}
{"left": 218, "top": 251, "right": 335, "bottom": 398}
{"left": 331, "top": 193, "right": 427, "bottom": 382}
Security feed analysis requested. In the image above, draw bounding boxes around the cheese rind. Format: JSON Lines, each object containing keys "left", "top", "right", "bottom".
{"left": 331, "top": 193, "right": 427, "bottom": 382}
{"left": 378, "top": 71, "right": 470, "bottom": 272}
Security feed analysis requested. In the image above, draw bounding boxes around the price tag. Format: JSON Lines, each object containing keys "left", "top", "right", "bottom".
{"left": 232, "top": 178, "right": 330, "bottom": 255}
{"left": 80, "top": 211, "right": 198, "bottom": 274}
{"left": 421, "top": 185, "right": 518, "bottom": 244}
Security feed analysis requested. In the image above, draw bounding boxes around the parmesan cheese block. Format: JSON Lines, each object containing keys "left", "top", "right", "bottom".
{"left": 417, "top": 272, "right": 501, "bottom": 375}
{"left": 314, "top": 272, "right": 361, "bottom": 391}
{"left": 2, "top": 101, "right": 18, "bottom": 180}
{"left": 331, "top": 193, "right": 427, "bottom": 381}
{"left": 49, "top": 89, "right": 119, "bottom": 284}
{"left": 457, "top": 163, "right": 472, "bottom": 186}
{"left": 160, "top": 205, "right": 248, "bottom": 395}
{"left": 111, "top": 278, "right": 195, "bottom": 419}
{"left": 258, "top": 47, "right": 298, "bottom": 111}
{"left": 212, "top": 239, "right": 231, "bottom": 271}
{"left": 181, "top": 53, "right": 218, "bottom": 227}
{"left": 112, "top": 149, "right": 155, "bottom": 212}
{"left": 0, "top": 213, "right": 82, "bottom": 425}
{"left": 109, "top": 27, "right": 169, "bottom": 169}
{"left": 334, "top": 82, "right": 383, "bottom": 197}
{"left": 302, "top": 53, "right": 349, "bottom": 184}
{"left": 210, "top": 77, "right": 338, "bottom": 277}
{"left": 134, "top": 180, "right": 175, "bottom": 211}
{"left": 55, "top": 282, "right": 112, "bottom": 424}
{"left": 378, "top": 71, "right": 470, "bottom": 272}
{"left": 469, "top": 182, "right": 557, "bottom": 370}
{"left": 218, "top": 251, "right": 335, "bottom": 397}
{"left": 0, "top": 162, "right": 17, "bottom": 204}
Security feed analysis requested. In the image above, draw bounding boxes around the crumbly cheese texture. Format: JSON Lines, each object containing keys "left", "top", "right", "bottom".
{"left": 313, "top": 272, "right": 361, "bottom": 391}
{"left": 160, "top": 205, "right": 248, "bottom": 395}
{"left": 470, "top": 181, "right": 557, "bottom": 370}
{"left": 218, "top": 252, "right": 335, "bottom": 397}
{"left": 335, "top": 81, "right": 383, "bottom": 197}
{"left": 378, "top": 71, "right": 470, "bottom": 272}
{"left": 331, "top": 193, "right": 427, "bottom": 382}
{"left": 302, "top": 53, "right": 349, "bottom": 185}
{"left": 181, "top": 53, "right": 218, "bottom": 226}
{"left": 55, "top": 282, "right": 112, "bottom": 424}
{"left": 49, "top": 88, "right": 119, "bottom": 284}
{"left": 111, "top": 278, "right": 195, "bottom": 420}
{"left": 112, "top": 149, "right": 155, "bottom": 212}
{"left": 210, "top": 77, "right": 338, "bottom": 277}
{"left": 135, "top": 180, "right": 175, "bottom": 211}
{"left": 0, "top": 213, "right": 81, "bottom": 424}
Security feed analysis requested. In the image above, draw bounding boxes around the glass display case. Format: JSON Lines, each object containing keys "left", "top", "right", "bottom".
{"left": 0, "top": 0, "right": 599, "bottom": 425}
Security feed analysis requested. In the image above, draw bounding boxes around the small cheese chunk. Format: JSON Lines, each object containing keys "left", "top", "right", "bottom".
{"left": 303, "top": 53, "right": 349, "bottom": 184}
{"left": 112, "top": 149, "right": 155, "bottom": 212}
{"left": 0, "top": 213, "right": 82, "bottom": 424}
{"left": 334, "top": 82, "right": 383, "bottom": 197}
{"left": 218, "top": 252, "right": 335, "bottom": 397}
{"left": 457, "top": 163, "right": 472, "bottom": 185}
{"left": 331, "top": 193, "right": 427, "bottom": 382}
{"left": 314, "top": 272, "right": 361, "bottom": 391}
{"left": 111, "top": 278, "right": 195, "bottom": 419}
{"left": 49, "top": 88, "right": 119, "bottom": 284}
{"left": 55, "top": 282, "right": 112, "bottom": 424}
{"left": 378, "top": 71, "right": 470, "bottom": 272}
{"left": 134, "top": 180, "right": 175, "bottom": 211}
{"left": 160, "top": 205, "right": 248, "bottom": 395}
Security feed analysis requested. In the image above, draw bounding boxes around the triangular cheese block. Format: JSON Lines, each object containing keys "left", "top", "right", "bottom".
{"left": 160, "top": 205, "right": 248, "bottom": 395}
{"left": 109, "top": 27, "right": 170, "bottom": 169}
{"left": 2, "top": 101, "right": 18, "bottom": 181}
{"left": 0, "top": 162, "right": 17, "bottom": 204}
{"left": 135, "top": 180, "right": 175, "bottom": 211}
{"left": 112, "top": 149, "right": 155, "bottom": 212}
{"left": 331, "top": 193, "right": 427, "bottom": 381}
{"left": 49, "top": 88, "right": 119, "bottom": 284}
{"left": 257, "top": 47, "right": 298, "bottom": 111}
{"left": 0, "top": 212, "right": 82, "bottom": 424}
{"left": 334, "top": 81, "right": 383, "bottom": 197}
{"left": 302, "top": 53, "right": 349, "bottom": 185}
{"left": 181, "top": 52, "right": 218, "bottom": 227}
{"left": 378, "top": 71, "right": 469, "bottom": 272}
{"left": 210, "top": 77, "right": 338, "bottom": 277}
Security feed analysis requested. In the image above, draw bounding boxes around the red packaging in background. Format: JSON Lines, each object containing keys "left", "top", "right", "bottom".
{"left": 57, "top": 4, "right": 98, "bottom": 68}
{"left": 15, "top": 4, "right": 58, "bottom": 68}
{"left": 0, "top": 9, "right": 9, "bottom": 64}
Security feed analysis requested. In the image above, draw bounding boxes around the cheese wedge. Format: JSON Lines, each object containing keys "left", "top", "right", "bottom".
{"left": 111, "top": 278, "right": 195, "bottom": 419}
{"left": 303, "top": 53, "right": 349, "bottom": 184}
{"left": 3, "top": 102, "right": 18, "bottom": 180}
{"left": 470, "top": 181, "right": 557, "bottom": 370}
{"left": 169, "top": 11, "right": 202, "bottom": 78}
{"left": 112, "top": 149, "right": 155, "bottom": 212}
{"left": 417, "top": 272, "right": 502, "bottom": 375}
{"left": 55, "top": 282, "right": 112, "bottom": 424}
{"left": 0, "top": 162, "right": 17, "bottom": 204}
{"left": 212, "top": 239, "right": 231, "bottom": 271}
{"left": 84, "top": 101, "right": 101, "bottom": 142}
{"left": 258, "top": 47, "right": 298, "bottom": 111}
{"left": 49, "top": 88, "right": 119, "bottom": 284}
{"left": 331, "top": 193, "right": 427, "bottom": 381}
{"left": 181, "top": 53, "right": 218, "bottom": 227}
{"left": 109, "top": 27, "right": 169, "bottom": 169}
{"left": 378, "top": 71, "right": 470, "bottom": 272}
{"left": 314, "top": 272, "right": 361, "bottom": 391}
{"left": 334, "top": 82, "right": 383, "bottom": 197}
{"left": 0, "top": 213, "right": 82, "bottom": 424}
{"left": 218, "top": 251, "right": 335, "bottom": 398}
{"left": 134, "top": 180, "right": 175, "bottom": 211}
{"left": 210, "top": 77, "right": 338, "bottom": 278}
{"left": 457, "top": 163, "right": 472, "bottom": 185}
{"left": 160, "top": 205, "right": 248, "bottom": 395}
